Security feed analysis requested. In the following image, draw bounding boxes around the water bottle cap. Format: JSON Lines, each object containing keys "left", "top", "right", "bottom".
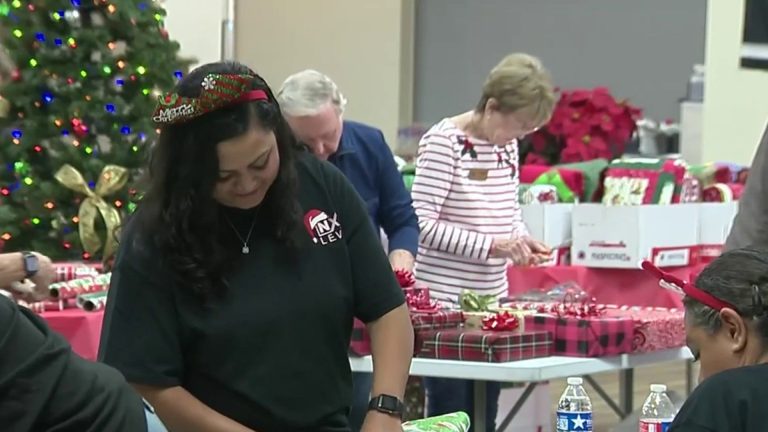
{"left": 650, "top": 384, "right": 667, "bottom": 392}
{"left": 567, "top": 377, "right": 583, "bottom": 385}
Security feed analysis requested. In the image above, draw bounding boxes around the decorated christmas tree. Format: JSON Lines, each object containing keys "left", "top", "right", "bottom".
{"left": 0, "top": 0, "right": 190, "bottom": 263}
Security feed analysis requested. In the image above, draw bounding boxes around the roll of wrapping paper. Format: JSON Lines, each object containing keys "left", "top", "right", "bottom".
{"left": 49, "top": 273, "right": 111, "bottom": 300}
{"left": 76, "top": 291, "right": 108, "bottom": 312}
{"left": 402, "top": 412, "right": 470, "bottom": 432}
{"left": 23, "top": 299, "right": 71, "bottom": 313}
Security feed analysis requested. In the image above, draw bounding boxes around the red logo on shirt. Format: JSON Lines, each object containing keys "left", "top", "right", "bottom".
{"left": 303, "top": 209, "right": 343, "bottom": 245}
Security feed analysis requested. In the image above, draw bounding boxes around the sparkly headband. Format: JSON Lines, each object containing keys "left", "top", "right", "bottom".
{"left": 152, "top": 73, "right": 269, "bottom": 125}
{"left": 641, "top": 260, "right": 737, "bottom": 311}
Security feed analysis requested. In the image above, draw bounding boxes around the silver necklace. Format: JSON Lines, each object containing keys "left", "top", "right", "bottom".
{"left": 223, "top": 210, "right": 259, "bottom": 254}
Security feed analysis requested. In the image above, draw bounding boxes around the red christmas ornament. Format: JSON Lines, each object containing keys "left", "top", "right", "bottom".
{"left": 159, "top": 28, "right": 169, "bottom": 39}
{"left": 11, "top": 69, "right": 21, "bottom": 81}
{"left": 71, "top": 118, "right": 89, "bottom": 138}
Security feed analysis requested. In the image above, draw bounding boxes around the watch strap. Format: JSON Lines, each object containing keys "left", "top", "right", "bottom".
{"left": 367, "top": 394, "right": 403, "bottom": 417}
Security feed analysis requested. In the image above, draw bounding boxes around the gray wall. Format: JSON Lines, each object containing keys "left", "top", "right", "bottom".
{"left": 414, "top": 0, "right": 707, "bottom": 124}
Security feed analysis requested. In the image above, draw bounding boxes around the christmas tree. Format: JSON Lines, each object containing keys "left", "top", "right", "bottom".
{"left": 0, "top": 0, "right": 190, "bottom": 263}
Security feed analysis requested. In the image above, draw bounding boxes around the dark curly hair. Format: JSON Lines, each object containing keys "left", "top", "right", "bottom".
{"left": 129, "top": 61, "right": 303, "bottom": 299}
{"left": 687, "top": 247, "right": 768, "bottom": 342}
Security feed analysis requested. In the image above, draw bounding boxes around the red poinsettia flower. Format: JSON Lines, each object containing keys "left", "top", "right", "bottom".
{"left": 523, "top": 87, "right": 642, "bottom": 165}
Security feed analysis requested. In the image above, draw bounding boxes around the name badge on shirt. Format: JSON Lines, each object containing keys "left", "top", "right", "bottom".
{"left": 467, "top": 168, "right": 489, "bottom": 181}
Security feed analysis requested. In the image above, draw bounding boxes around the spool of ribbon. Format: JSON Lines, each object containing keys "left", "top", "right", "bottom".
{"left": 481, "top": 311, "right": 520, "bottom": 331}
{"left": 459, "top": 290, "right": 497, "bottom": 312}
{"left": 55, "top": 164, "right": 129, "bottom": 264}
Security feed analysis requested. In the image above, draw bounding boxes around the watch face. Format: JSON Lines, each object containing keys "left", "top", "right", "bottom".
{"left": 24, "top": 254, "right": 39, "bottom": 273}
{"left": 376, "top": 395, "right": 400, "bottom": 413}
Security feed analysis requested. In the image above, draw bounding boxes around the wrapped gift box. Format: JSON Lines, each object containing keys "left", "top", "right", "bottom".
{"left": 411, "top": 310, "right": 464, "bottom": 331}
{"left": 603, "top": 305, "right": 685, "bottom": 353}
{"left": 53, "top": 262, "right": 103, "bottom": 282}
{"left": 601, "top": 158, "right": 686, "bottom": 205}
{"left": 523, "top": 313, "right": 634, "bottom": 357}
{"left": 417, "top": 329, "right": 552, "bottom": 363}
{"left": 350, "top": 318, "right": 371, "bottom": 356}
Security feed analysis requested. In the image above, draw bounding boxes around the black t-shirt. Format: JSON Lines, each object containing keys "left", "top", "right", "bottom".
{"left": 669, "top": 363, "right": 768, "bottom": 431}
{"left": 0, "top": 294, "right": 146, "bottom": 432}
{"left": 99, "top": 151, "right": 406, "bottom": 432}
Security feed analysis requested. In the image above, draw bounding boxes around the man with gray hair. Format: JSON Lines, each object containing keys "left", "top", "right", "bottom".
{"left": 278, "top": 70, "right": 418, "bottom": 431}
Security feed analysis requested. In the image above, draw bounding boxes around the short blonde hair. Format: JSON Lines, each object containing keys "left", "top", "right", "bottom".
{"left": 475, "top": 53, "right": 556, "bottom": 127}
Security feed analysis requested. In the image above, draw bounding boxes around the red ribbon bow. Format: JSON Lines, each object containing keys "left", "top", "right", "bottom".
{"left": 482, "top": 311, "right": 520, "bottom": 331}
{"left": 395, "top": 269, "right": 416, "bottom": 288}
{"left": 405, "top": 289, "right": 440, "bottom": 313}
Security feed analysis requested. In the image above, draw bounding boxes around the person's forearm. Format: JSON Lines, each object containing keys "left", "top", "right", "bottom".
{"left": 367, "top": 304, "right": 413, "bottom": 401}
{"left": 133, "top": 384, "right": 256, "bottom": 432}
{"left": 0, "top": 253, "right": 26, "bottom": 288}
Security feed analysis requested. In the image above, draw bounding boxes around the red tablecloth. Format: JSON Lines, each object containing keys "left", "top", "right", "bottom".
{"left": 42, "top": 264, "right": 704, "bottom": 359}
{"left": 507, "top": 264, "right": 705, "bottom": 309}
{"left": 42, "top": 309, "right": 104, "bottom": 361}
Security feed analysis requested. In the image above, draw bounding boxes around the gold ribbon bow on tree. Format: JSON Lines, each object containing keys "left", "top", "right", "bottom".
{"left": 54, "top": 164, "right": 129, "bottom": 263}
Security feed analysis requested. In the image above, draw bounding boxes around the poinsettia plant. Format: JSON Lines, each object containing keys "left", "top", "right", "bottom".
{"left": 520, "top": 87, "right": 642, "bottom": 165}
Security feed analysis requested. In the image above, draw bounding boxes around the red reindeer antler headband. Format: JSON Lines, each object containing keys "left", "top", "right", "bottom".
{"left": 641, "top": 260, "right": 737, "bottom": 311}
{"left": 152, "top": 73, "right": 268, "bottom": 125}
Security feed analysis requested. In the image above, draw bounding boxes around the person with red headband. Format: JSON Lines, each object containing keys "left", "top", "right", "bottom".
{"left": 643, "top": 247, "right": 768, "bottom": 432}
{"left": 98, "top": 61, "right": 413, "bottom": 432}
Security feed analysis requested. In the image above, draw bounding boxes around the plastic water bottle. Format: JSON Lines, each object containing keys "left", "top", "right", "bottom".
{"left": 686, "top": 64, "right": 705, "bottom": 102}
{"left": 639, "top": 384, "right": 676, "bottom": 432}
{"left": 556, "top": 377, "right": 593, "bottom": 432}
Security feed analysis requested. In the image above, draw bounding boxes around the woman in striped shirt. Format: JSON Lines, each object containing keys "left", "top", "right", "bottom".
{"left": 412, "top": 53, "right": 556, "bottom": 431}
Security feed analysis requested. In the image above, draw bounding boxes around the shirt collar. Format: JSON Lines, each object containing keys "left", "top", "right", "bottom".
{"left": 333, "top": 121, "right": 356, "bottom": 157}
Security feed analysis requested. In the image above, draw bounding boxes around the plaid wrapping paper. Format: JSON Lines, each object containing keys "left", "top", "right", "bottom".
{"left": 53, "top": 262, "right": 102, "bottom": 282}
{"left": 350, "top": 318, "right": 371, "bottom": 356}
{"left": 603, "top": 305, "right": 685, "bottom": 353}
{"left": 417, "top": 329, "right": 552, "bottom": 363}
{"left": 524, "top": 313, "right": 634, "bottom": 357}
{"left": 411, "top": 310, "right": 464, "bottom": 331}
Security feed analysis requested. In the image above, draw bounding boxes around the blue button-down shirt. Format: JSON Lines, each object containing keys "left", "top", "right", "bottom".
{"left": 328, "top": 121, "right": 419, "bottom": 256}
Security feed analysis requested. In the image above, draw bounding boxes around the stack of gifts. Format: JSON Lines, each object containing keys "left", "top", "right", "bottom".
{"left": 416, "top": 291, "right": 552, "bottom": 363}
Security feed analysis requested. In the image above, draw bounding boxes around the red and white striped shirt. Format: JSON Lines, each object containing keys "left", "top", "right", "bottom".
{"left": 412, "top": 118, "right": 528, "bottom": 304}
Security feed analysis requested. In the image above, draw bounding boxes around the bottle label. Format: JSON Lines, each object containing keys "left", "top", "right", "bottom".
{"left": 639, "top": 420, "right": 672, "bottom": 432}
{"left": 556, "top": 410, "right": 593, "bottom": 431}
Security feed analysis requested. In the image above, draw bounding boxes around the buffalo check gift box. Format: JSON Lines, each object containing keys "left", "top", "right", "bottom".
{"left": 417, "top": 329, "right": 552, "bottom": 363}
{"left": 523, "top": 312, "right": 634, "bottom": 358}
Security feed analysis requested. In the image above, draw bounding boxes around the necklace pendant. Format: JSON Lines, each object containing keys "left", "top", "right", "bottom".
{"left": 241, "top": 245, "right": 250, "bottom": 254}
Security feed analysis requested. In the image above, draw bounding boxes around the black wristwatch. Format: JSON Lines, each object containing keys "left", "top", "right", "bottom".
{"left": 20, "top": 251, "right": 39, "bottom": 279}
{"left": 367, "top": 394, "right": 403, "bottom": 417}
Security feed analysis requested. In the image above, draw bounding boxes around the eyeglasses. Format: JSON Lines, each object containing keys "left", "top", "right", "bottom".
{"left": 642, "top": 261, "right": 768, "bottom": 316}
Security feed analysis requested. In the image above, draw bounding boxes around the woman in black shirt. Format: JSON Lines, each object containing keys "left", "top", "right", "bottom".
{"left": 644, "top": 247, "right": 768, "bottom": 432}
{"left": 98, "top": 61, "right": 414, "bottom": 432}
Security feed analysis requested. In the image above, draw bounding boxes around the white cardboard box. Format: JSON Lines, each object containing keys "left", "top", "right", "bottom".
{"left": 522, "top": 204, "right": 573, "bottom": 266}
{"left": 571, "top": 204, "right": 699, "bottom": 268}
{"left": 698, "top": 202, "right": 738, "bottom": 262}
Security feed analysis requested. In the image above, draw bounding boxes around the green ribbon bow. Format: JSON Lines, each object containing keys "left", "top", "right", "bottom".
{"left": 532, "top": 170, "right": 576, "bottom": 203}
{"left": 459, "top": 290, "right": 497, "bottom": 312}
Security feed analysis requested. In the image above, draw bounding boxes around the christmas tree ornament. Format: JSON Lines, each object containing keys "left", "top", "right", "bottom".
{"left": 71, "top": 118, "right": 89, "bottom": 138}
{"left": 54, "top": 164, "right": 128, "bottom": 264}
{"left": 64, "top": 10, "right": 82, "bottom": 27}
